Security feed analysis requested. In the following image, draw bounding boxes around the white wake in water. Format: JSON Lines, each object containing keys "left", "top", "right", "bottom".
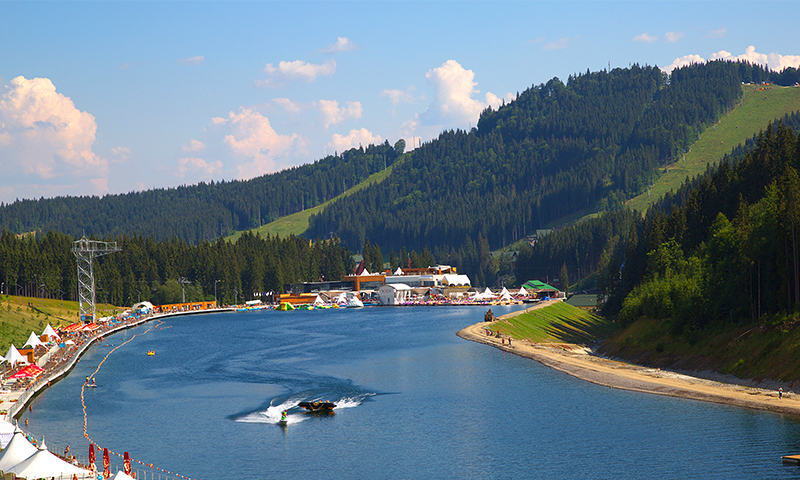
{"left": 237, "top": 401, "right": 307, "bottom": 425}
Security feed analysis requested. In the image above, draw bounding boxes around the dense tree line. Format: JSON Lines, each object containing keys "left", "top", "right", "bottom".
{"left": 0, "top": 231, "right": 354, "bottom": 307}
{"left": 0, "top": 141, "right": 405, "bottom": 244}
{"left": 593, "top": 117, "right": 800, "bottom": 339}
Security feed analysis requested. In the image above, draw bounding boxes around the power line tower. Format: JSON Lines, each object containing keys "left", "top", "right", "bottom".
{"left": 72, "top": 236, "right": 121, "bottom": 322}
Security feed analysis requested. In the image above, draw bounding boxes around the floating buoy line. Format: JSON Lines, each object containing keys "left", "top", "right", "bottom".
{"left": 80, "top": 320, "right": 200, "bottom": 480}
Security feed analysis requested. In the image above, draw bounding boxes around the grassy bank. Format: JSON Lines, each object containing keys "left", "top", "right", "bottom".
{"left": 491, "top": 301, "right": 616, "bottom": 344}
{"left": 600, "top": 314, "right": 800, "bottom": 384}
{"left": 0, "top": 295, "right": 121, "bottom": 353}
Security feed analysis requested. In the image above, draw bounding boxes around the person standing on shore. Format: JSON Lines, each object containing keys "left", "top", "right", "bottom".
{"left": 780, "top": 388, "right": 783, "bottom": 399}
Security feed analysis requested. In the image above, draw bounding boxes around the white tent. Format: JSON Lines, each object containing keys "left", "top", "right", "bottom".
{"left": 517, "top": 286, "right": 528, "bottom": 296}
{"left": 23, "top": 331, "right": 45, "bottom": 349}
{"left": 359, "top": 268, "right": 372, "bottom": 277}
{"left": 0, "top": 419, "right": 16, "bottom": 449}
{"left": 0, "top": 425, "right": 37, "bottom": 473}
{"left": 313, "top": 295, "right": 325, "bottom": 306}
{"left": 393, "top": 267, "right": 403, "bottom": 275}
{"left": 6, "top": 439, "right": 93, "bottom": 479}
{"left": 335, "top": 293, "right": 348, "bottom": 306}
{"left": 109, "top": 471, "right": 136, "bottom": 480}
{"left": 3, "top": 345, "right": 27, "bottom": 367}
{"left": 41, "top": 324, "right": 60, "bottom": 341}
{"left": 499, "top": 287, "right": 513, "bottom": 301}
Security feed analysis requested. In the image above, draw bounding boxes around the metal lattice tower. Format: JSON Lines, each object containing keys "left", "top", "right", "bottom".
{"left": 72, "top": 236, "right": 121, "bottom": 322}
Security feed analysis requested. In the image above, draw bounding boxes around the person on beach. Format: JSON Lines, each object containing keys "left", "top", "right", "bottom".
{"left": 780, "top": 388, "right": 783, "bottom": 399}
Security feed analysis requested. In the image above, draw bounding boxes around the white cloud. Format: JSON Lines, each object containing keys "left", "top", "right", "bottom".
{"left": 178, "top": 56, "right": 205, "bottom": 66}
{"left": 320, "top": 37, "right": 358, "bottom": 54}
{"left": 211, "top": 107, "right": 299, "bottom": 179}
{"left": 176, "top": 157, "right": 222, "bottom": 181}
{"left": 381, "top": 87, "right": 416, "bottom": 106}
{"left": 665, "top": 31, "right": 684, "bottom": 43}
{"left": 420, "top": 60, "right": 508, "bottom": 127}
{"left": 0, "top": 76, "right": 108, "bottom": 201}
{"left": 181, "top": 139, "right": 206, "bottom": 152}
{"left": 327, "top": 128, "right": 382, "bottom": 153}
{"left": 707, "top": 28, "right": 726, "bottom": 38}
{"left": 272, "top": 97, "right": 303, "bottom": 115}
{"left": 664, "top": 46, "right": 800, "bottom": 74}
{"left": 256, "top": 59, "right": 336, "bottom": 88}
{"left": 110, "top": 146, "right": 132, "bottom": 164}
{"left": 316, "top": 100, "right": 362, "bottom": 129}
{"left": 634, "top": 33, "right": 658, "bottom": 43}
{"left": 543, "top": 38, "right": 571, "bottom": 50}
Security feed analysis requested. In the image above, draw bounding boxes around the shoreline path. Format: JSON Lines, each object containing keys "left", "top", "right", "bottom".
{"left": 457, "top": 300, "right": 800, "bottom": 417}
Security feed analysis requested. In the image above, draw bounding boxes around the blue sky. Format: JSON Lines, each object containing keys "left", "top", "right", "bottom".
{"left": 2, "top": 1, "right": 798, "bottom": 204}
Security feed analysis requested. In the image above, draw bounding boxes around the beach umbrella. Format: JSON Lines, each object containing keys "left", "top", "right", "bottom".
{"left": 124, "top": 451, "right": 131, "bottom": 474}
{"left": 89, "top": 443, "right": 96, "bottom": 468}
{"left": 103, "top": 447, "right": 110, "bottom": 478}
{"left": 10, "top": 364, "right": 43, "bottom": 379}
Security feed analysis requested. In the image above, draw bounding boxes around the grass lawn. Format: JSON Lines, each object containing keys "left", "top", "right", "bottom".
{"left": 0, "top": 295, "right": 122, "bottom": 353}
{"left": 491, "top": 301, "right": 616, "bottom": 344}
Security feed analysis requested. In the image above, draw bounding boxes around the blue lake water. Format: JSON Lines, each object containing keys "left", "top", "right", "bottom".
{"left": 21, "top": 306, "right": 800, "bottom": 479}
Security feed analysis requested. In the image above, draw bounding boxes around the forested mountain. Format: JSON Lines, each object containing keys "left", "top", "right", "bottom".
{"left": 0, "top": 230, "right": 354, "bottom": 306}
{"left": 0, "top": 141, "right": 405, "bottom": 243}
{"left": 306, "top": 61, "right": 773, "bottom": 284}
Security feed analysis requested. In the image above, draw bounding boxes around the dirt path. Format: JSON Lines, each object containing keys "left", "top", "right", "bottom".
{"left": 458, "top": 300, "right": 800, "bottom": 416}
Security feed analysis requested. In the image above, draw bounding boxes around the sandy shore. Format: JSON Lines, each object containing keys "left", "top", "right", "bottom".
{"left": 457, "top": 300, "right": 800, "bottom": 417}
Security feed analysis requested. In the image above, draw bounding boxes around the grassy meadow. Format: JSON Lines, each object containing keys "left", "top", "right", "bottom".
{"left": 0, "top": 295, "right": 122, "bottom": 353}
{"left": 491, "top": 301, "right": 616, "bottom": 344}
{"left": 628, "top": 84, "right": 800, "bottom": 213}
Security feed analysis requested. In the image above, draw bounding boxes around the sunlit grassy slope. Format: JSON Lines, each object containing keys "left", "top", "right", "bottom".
{"left": 628, "top": 84, "right": 800, "bottom": 212}
{"left": 226, "top": 156, "right": 405, "bottom": 242}
{"left": 492, "top": 301, "right": 616, "bottom": 343}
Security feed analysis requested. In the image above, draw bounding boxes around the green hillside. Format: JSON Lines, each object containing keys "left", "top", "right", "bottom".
{"left": 492, "top": 301, "right": 616, "bottom": 343}
{"left": 226, "top": 155, "right": 405, "bottom": 242}
{"left": 628, "top": 84, "right": 800, "bottom": 212}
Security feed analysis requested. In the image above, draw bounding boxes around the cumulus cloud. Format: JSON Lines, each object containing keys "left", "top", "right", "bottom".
{"left": 380, "top": 87, "right": 417, "bottom": 106}
{"left": 327, "top": 128, "right": 381, "bottom": 153}
{"left": 178, "top": 56, "right": 205, "bottom": 66}
{"left": 319, "top": 37, "right": 358, "bottom": 54}
{"left": 272, "top": 97, "right": 303, "bottom": 115}
{"left": 211, "top": 107, "right": 299, "bottom": 179}
{"left": 634, "top": 33, "right": 658, "bottom": 43}
{"left": 0, "top": 76, "right": 108, "bottom": 201}
{"left": 662, "top": 46, "right": 800, "bottom": 74}
{"left": 256, "top": 59, "right": 336, "bottom": 88}
{"left": 176, "top": 156, "right": 222, "bottom": 181}
{"left": 316, "top": 100, "right": 362, "bottom": 129}
{"left": 420, "top": 60, "right": 512, "bottom": 127}
{"left": 181, "top": 139, "right": 206, "bottom": 152}
{"left": 665, "top": 31, "right": 685, "bottom": 43}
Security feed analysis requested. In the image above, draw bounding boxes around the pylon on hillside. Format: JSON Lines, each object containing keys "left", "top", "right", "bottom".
{"left": 72, "top": 236, "right": 121, "bottom": 322}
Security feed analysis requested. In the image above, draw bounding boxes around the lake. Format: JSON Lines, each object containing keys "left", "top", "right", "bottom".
{"left": 22, "top": 305, "right": 800, "bottom": 479}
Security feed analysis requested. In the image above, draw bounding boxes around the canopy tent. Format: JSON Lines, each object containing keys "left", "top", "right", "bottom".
{"left": 41, "top": 323, "right": 60, "bottom": 341}
{"left": 82, "top": 322, "right": 101, "bottom": 331}
{"left": 6, "top": 439, "right": 94, "bottom": 479}
{"left": 498, "top": 287, "right": 513, "bottom": 301}
{"left": 442, "top": 274, "right": 471, "bottom": 287}
{"left": 0, "top": 426, "right": 37, "bottom": 473}
{"left": 313, "top": 295, "right": 325, "bottom": 306}
{"left": 62, "top": 323, "right": 83, "bottom": 332}
{"left": 109, "top": 471, "right": 137, "bottom": 480}
{"left": 517, "top": 286, "right": 528, "bottom": 296}
{"left": 0, "top": 419, "right": 16, "bottom": 449}
{"left": 23, "top": 331, "right": 45, "bottom": 349}
{"left": 393, "top": 267, "right": 403, "bottom": 275}
{"left": 358, "top": 268, "right": 372, "bottom": 277}
{"left": 10, "top": 364, "right": 44, "bottom": 379}
{"left": 335, "top": 293, "right": 348, "bottom": 306}
{"left": 3, "top": 345, "right": 27, "bottom": 367}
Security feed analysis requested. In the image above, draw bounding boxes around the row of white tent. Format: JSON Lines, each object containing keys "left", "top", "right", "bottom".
{"left": 0, "top": 419, "right": 134, "bottom": 480}
{"left": 471, "top": 287, "right": 529, "bottom": 301}
{"left": 1, "top": 325, "right": 61, "bottom": 367}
